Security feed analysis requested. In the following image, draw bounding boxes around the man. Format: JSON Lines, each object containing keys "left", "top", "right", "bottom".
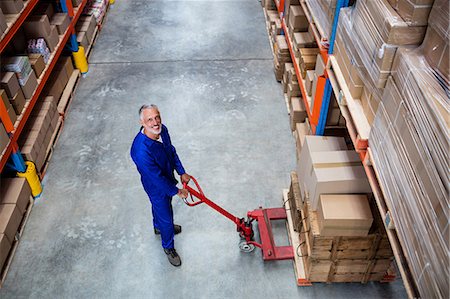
{"left": 130, "top": 104, "right": 190, "bottom": 267}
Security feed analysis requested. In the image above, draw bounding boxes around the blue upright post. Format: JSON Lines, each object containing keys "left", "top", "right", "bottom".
{"left": 10, "top": 151, "right": 27, "bottom": 173}
{"left": 315, "top": 0, "right": 349, "bottom": 135}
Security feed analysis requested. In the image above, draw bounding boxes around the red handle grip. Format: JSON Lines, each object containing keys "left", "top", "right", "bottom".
{"left": 182, "top": 176, "right": 205, "bottom": 207}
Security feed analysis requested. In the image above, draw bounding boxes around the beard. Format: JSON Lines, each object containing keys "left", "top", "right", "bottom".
{"left": 147, "top": 125, "right": 162, "bottom": 135}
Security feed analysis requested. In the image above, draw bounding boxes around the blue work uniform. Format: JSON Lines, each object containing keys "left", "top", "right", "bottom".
{"left": 130, "top": 124, "right": 185, "bottom": 249}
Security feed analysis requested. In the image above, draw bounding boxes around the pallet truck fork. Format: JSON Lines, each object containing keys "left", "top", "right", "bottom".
{"left": 183, "top": 176, "right": 294, "bottom": 261}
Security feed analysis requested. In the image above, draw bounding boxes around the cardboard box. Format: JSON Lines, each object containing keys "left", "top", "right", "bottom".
{"left": 77, "top": 15, "right": 97, "bottom": 43}
{"left": 0, "top": 178, "right": 31, "bottom": 215}
{"left": 0, "top": 123, "right": 9, "bottom": 154}
{"left": 290, "top": 97, "right": 307, "bottom": 131}
{"left": 0, "top": 0, "right": 23, "bottom": 14}
{"left": 0, "top": 204, "right": 22, "bottom": 244}
{"left": 76, "top": 31, "right": 89, "bottom": 50}
{"left": 289, "top": 5, "right": 308, "bottom": 31}
{"left": 45, "top": 25, "right": 59, "bottom": 52}
{"left": 43, "top": 76, "right": 64, "bottom": 101}
{"left": 297, "top": 136, "right": 347, "bottom": 195}
{"left": 0, "top": 233, "right": 11, "bottom": 271}
{"left": 1, "top": 72, "right": 20, "bottom": 98}
{"left": 10, "top": 88, "right": 25, "bottom": 115}
{"left": 0, "top": 8, "right": 7, "bottom": 33}
{"left": 314, "top": 54, "right": 326, "bottom": 77}
{"left": 33, "top": 2, "right": 55, "bottom": 20}
{"left": 29, "top": 54, "right": 46, "bottom": 78}
{"left": 305, "top": 151, "right": 372, "bottom": 210}
{"left": 396, "top": 0, "right": 432, "bottom": 26}
{"left": 311, "top": 72, "right": 318, "bottom": 101}
{"left": 21, "top": 71, "right": 37, "bottom": 99}
{"left": 23, "top": 15, "right": 52, "bottom": 39}
{"left": 51, "top": 13, "right": 70, "bottom": 35}
{"left": 318, "top": 194, "right": 373, "bottom": 237}
{"left": 7, "top": 105, "right": 16, "bottom": 124}
{"left": 71, "top": 0, "right": 83, "bottom": 7}
{"left": 293, "top": 32, "right": 316, "bottom": 48}
{"left": 422, "top": 23, "right": 449, "bottom": 82}
{"left": 295, "top": 121, "right": 310, "bottom": 157}
{"left": 305, "top": 70, "right": 314, "bottom": 96}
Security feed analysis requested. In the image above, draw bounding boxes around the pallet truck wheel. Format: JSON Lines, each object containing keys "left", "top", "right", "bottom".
{"left": 239, "top": 240, "right": 255, "bottom": 253}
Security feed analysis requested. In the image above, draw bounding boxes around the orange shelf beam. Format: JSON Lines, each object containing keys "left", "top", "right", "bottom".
{"left": 0, "top": 0, "right": 87, "bottom": 172}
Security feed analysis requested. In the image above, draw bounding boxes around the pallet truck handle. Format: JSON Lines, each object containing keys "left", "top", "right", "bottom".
{"left": 182, "top": 176, "right": 205, "bottom": 206}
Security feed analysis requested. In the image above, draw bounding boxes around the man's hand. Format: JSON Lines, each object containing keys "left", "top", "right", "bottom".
{"left": 180, "top": 173, "right": 191, "bottom": 184}
{"left": 177, "top": 188, "right": 189, "bottom": 199}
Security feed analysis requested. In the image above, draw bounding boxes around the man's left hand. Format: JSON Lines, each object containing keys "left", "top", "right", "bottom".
{"left": 181, "top": 173, "right": 191, "bottom": 184}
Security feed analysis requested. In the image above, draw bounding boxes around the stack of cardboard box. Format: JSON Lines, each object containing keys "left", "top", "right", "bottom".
{"left": 76, "top": 15, "right": 97, "bottom": 51}
{"left": 19, "top": 96, "right": 59, "bottom": 171}
{"left": 0, "top": 177, "right": 32, "bottom": 273}
{"left": 42, "top": 56, "right": 75, "bottom": 107}
{"left": 0, "top": 0, "right": 23, "bottom": 14}
{"left": 273, "top": 35, "right": 291, "bottom": 81}
{"left": 307, "top": 0, "right": 338, "bottom": 40}
{"left": 0, "top": 8, "right": 7, "bottom": 36}
{"left": 23, "top": 15, "right": 59, "bottom": 53}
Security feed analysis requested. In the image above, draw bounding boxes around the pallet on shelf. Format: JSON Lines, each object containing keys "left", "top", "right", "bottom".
{"left": 0, "top": 197, "right": 34, "bottom": 288}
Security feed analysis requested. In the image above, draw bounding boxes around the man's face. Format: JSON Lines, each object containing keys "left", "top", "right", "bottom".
{"left": 140, "top": 108, "right": 162, "bottom": 135}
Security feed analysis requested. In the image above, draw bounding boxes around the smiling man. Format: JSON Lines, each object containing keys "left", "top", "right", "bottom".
{"left": 130, "top": 104, "right": 190, "bottom": 267}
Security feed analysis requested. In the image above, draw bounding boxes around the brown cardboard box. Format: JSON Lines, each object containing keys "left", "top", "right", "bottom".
{"left": 0, "top": 8, "right": 7, "bottom": 33}
{"left": 396, "top": 0, "right": 432, "bottom": 26}
{"left": 305, "top": 151, "right": 372, "bottom": 210}
{"left": 29, "top": 54, "right": 46, "bottom": 78}
{"left": 287, "top": 82, "right": 301, "bottom": 99}
{"left": 290, "top": 97, "right": 307, "bottom": 131}
{"left": 293, "top": 32, "right": 316, "bottom": 48}
{"left": 289, "top": 5, "right": 308, "bottom": 31}
{"left": 305, "top": 70, "right": 314, "bottom": 96}
{"left": 295, "top": 121, "right": 310, "bottom": 156}
{"left": 0, "top": 178, "right": 31, "bottom": 215}
{"left": 0, "top": 204, "right": 22, "bottom": 244}
{"left": 23, "top": 15, "right": 52, "bottom": 39}
{"left": 7, "top": 106, "right": 16, "bottom": 124}
{"left": 77, "top": 15, "right": 97, "bottom": 43}
{"left": 51, "top": 13, "right": 70, "bottom": 35}
{"left": 311, "top": 72, "right": 318, "bottom": 100}
{"left": 314, "top": 54, "right": 326, "bottom": 76}
{"left": 300, "top": 55, "right": 316, "bottom": 78}
{"left": 71, "top": 0, "right": 83, "bottom": 7}
{"left": 297, "top": 136, "right": 347, "bottom": 194}
{"left": 1, "top": 72, "right": 20, "bottom": 98}
{"left": 20, "top": 142, "right": 40, "bottom": 162}
{"left": 422, "top": 24, "right": 449, "bottom": 82}
{"left": 317, "top": 194, "right": 373, "bottom": 237}
{"left": 0, "top": 0, "right": 23, "bottom": 14}
{"left": 21, "top": 72, "right": 37, "bottom": 99}
{"left": 33, "top": 2, "right": 55, "bottom": 20}
{"left": 43, "top": 76, "right": 64, "bottom": 101}
{"left": 10, "top": 88, "right": 25, "bottom": 115}
{"left": 0, "top": 123, "right": 9, "bottom": 154}
{"left": 0, "top": 89, "right": 8, "bottom": 107}
{"left": 76, "top": 31, "right": 89, "bottom": 50}
{"left": 0, "top": 233, "right": 11, "bottom": 271}
{"left": 45, "top": 25, "right": 59, "bottom": 52}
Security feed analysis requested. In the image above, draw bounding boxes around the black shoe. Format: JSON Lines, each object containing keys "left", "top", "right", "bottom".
{"left": 164, "top": 248, "right": 182, "bottom": 267}
{"left": 154, "top": 225, "right": 182, "bottom": 235}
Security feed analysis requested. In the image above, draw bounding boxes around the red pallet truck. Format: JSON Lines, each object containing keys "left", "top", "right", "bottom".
{"left": 183, "top": 176, "right": 294, "bottom": 261}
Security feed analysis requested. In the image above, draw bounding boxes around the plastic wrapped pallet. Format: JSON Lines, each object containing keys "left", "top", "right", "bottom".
{"left": 345, "top": 0, "right": 427, "bottom": 88}
{"left": 370, "top": 48, "right": 449, "bottom": 299}
{"left": 306, "top": 0, "right": 336, "bottom": 40}
{"left": 387, "top": 0, "right": 434, "bottom": 26}
{"left": 421, "top": 0, "right": 449, "bottom": 83}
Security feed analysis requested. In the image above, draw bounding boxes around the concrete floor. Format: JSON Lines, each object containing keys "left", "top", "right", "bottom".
{"left": 1, "top": 1, "right": 407, "bottom": 298}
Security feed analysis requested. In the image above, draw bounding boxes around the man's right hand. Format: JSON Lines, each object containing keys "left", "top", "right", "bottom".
{"left": 177, "top": 188, "right": 189, "bottom": 199}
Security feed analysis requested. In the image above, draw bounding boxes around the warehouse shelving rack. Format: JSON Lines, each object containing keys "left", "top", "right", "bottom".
{"left": 269, "top": 1, "right": 418, "bottom": 297}
{"left": 0, "top": 0, "right": 87, "bottom": 174}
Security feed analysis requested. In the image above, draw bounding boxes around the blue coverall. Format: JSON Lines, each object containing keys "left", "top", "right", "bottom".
{"left": 130, "top": 124, "right": 186, "bottom": 249}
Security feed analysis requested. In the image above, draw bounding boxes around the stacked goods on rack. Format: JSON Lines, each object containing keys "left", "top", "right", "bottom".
{"left": 287, "top": 136, "right": 394, "bottom": 283}
{"left": 0, "top": 177, "right": 32, "bottom": 272}
{"left": 76, "top": 15, "right": 97, "bottom": 51}
{"left": 0, "top": 9, "right": 7, "bottom": 36}
{"left": 42, "top": 56, "right": 75, "bottom": 109}
{"left": 261, "top": 0, "right": 277, "bottom": 11}
{"left": 273, "top": 35, "right": 292, "bottom": 81}
{"left": 19, "top": 95, "right": 59, "bottom": 171}
{"left": 369, "top": 2, "right": 449, "bottom": 297}
{"left": 306, "top": 0, "right": 337, "bottom": 40}
{"left": 83, "top": 0, "right": 108, "bottom": 24}
{"left": 0, "top": 0, "right": 23, "bottom": 15}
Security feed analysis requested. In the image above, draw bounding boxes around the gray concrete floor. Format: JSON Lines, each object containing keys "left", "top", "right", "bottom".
{"left": 1, "top": 1, "right": 407, "bottom": 298}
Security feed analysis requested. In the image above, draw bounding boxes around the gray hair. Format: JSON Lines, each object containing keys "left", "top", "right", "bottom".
{"left": 139, "top": 104, "right": 159, "bottom": 120}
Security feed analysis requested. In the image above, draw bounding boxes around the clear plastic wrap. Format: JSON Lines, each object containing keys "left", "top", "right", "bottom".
{"left": 344, "top": 0, "right": 427, "bottom": 88}
{"left": 306, "top": 0, "right": 337, "bottom": 40}
{"left": 387, "top": 0, "right": 434, "bottom": 26}
{"left": 370, "top": 48, "right": 449, "bottom": 299}
{"left": 421, "top": 0, "right": 449, "bottom": 83}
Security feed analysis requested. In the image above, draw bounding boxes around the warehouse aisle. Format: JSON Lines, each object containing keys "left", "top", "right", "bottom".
{"left": 1, "top": 1, "right": 405, "bottom": 298}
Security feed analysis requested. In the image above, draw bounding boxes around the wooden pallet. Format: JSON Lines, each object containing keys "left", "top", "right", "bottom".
{"left": 58, "top": 69, "right": 81, "bottom": 117}
{"left": 0, "top": 197, "right": 34, "bottom": 288}
{"left": 283, "top": 189, "right": 312, "bottom": 286}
